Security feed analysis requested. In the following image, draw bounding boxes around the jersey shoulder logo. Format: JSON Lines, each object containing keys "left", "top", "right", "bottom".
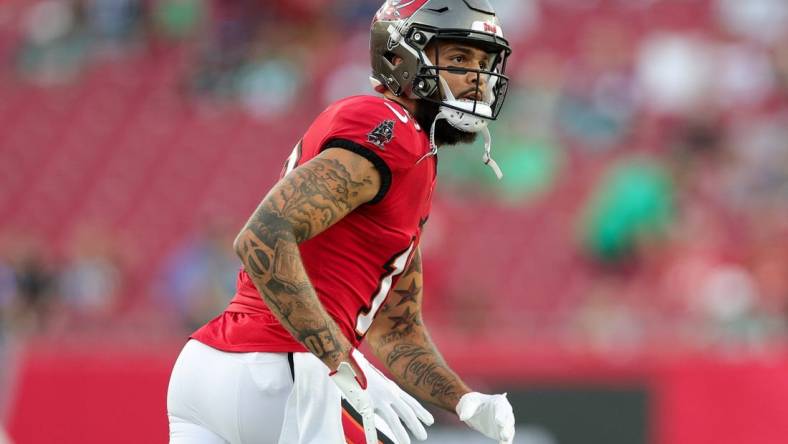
{"left": 368, "top": 120, "right": 395, "bottom": 149}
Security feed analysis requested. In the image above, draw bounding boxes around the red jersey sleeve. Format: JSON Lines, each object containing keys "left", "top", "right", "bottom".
{"left": 193, "top": 96, "right": 436, "bottom": 352}
{"left": 315, "top": 97, "right": 423, "bottom": 204}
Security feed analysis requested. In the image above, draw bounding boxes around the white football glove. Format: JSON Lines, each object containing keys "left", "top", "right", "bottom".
{"left": 456, "top": 392, "right": 516, "bottom": 444}
{"left": 355, "top": 350, "right": 435, "bottom": 444}
{"left": 330, "top": 353, "right": 377, "bottom": 444}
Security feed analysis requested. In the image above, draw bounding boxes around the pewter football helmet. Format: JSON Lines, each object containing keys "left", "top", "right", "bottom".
{"left": 370, "top": 0, "right": 511, "bottom": 122}
{"left": 370, "top": 0, "right": 512, "bottom": 178}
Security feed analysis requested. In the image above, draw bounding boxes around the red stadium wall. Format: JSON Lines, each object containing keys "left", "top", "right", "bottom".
{"left": 6, "top": 341, "right": 788, "bottom": 444}
{"left": 653, "top": 357, "right": 788, "bottom": 444}
{"left": 6, "top": 343, "right": 175, "bottom": 444}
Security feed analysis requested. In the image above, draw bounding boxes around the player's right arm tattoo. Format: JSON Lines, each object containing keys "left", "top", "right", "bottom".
{"left": 234, "top": 148, "right": 380, "bottom": 370}
{"left": 367, "top": 249, "right": 472, "bottom": 412}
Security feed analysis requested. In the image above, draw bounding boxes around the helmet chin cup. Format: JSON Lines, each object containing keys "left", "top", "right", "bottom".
{"left": 440, "top": 100, "right": 492, "bottom": 133}
{"left": 435, "top": 77, "right": 501, "bottom": 179}
{"left": 425, "top": 110, "right": 502, "bottom": 180}
{"left": 437, "top": 76, "right": 491, "bottom": 134}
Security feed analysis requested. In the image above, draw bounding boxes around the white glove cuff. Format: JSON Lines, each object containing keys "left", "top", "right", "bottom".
{"left": 455, "top": 392, "right": 477, "bottom": 418}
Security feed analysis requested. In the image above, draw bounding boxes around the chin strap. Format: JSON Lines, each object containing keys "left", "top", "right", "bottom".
{"left": 416, "top": 110, "right": 444, "bottom": 164}
{"left": 481, "top": 126, "right": 503, "bottom": 179}
{"left": 418, "top": 111, "right": 504, "bottom": 180}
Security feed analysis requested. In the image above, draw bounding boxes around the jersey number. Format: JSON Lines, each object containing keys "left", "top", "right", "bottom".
{"left": 355, "top": 240, "right": 416, "bottom": 337}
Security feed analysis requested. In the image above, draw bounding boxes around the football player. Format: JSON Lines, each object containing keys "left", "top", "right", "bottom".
{"left": 167, "top": 1, "right": 515, "bottom": 443}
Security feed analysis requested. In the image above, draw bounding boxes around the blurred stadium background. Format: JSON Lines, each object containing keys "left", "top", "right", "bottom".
{"left": 1, "top": 0, "right": 788, "bottom": 442}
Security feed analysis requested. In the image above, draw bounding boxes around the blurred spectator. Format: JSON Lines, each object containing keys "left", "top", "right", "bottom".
{"left": 187, "top": 0, "right": 265, "bottom": 100}
{"left": 750, "top": 233, "right": 788, "bottom": 324}
{"left": 493, "top": 0, "right": 540, "bottom": 42}
{"left": 437, "top": 129, "right": 563, "bottom": 205}
{"left": 0, "top": 258, "right": 16, "bottom": 327}
{"left": 773, "top": 35, "right": 788, "bottom": 95}
{"left": 329, "top": 0, "right": 380, "bottom": 27}
{"left": 580, "top": 155, "right": 675, "bottom": 265}
{"left": 725, "top": 112, "right": 788, "bottom": 212}
{"left": 715, "top": 0, "right": 788, "bottom": 45}
{"left": 556, "top": 19, "right": 637, "bottom": 151}
{"left": 153, "top": 225, "right": 238, "bottom": 331}
{"left": 84, "top": 0, "right": 142, "bottom": 50}
{"left": 0, "top": 254, "right": 16, "bottom": 374}
{"left": 15, "top": 0, "right": 89, "bottom": 85}
{"left": 636, "top": 33, "right": 715, "bottom": 116}
{"left": 320, "top": 31, "right": 371, "bottom": 106}
{"left": 714, "top": 43, "right": 775, "bottom": 111}
{"left": 58, "top": 229, "right": 123, "bottom": 320}
{"left": 237, "top": 56, "right": 303, "bottom": 119}
{"left": 572, "top": 275, "right": 644, "bottom": 354}
{"left": 0, "top": 253, "right": 17, "bottom": 427}
{"left": 8, "top": 243, "right": 57, "bottom": 333}
{"left": 505, "top": 50, "right": 565, "bottom": 140}
{"left": 694, "top": 264, "right": 765, "bottom": 347}
{"left": 151, "top": 0, "right": 205, "bottom": 41}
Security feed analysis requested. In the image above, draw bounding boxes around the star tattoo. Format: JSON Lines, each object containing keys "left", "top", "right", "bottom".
{"left": 393, "top": 279, "right": 420, "bottom": 306}
{"left": 389, "top": 306, "right": 420, "bottom": 332}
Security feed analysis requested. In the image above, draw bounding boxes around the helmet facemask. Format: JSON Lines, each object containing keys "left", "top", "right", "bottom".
{"left": 402, "top": 28, "right": 510, "bottom": 178}
{"left": 370, "top": 0, "right": 512, "bottom": 178}
{"left": 411, "top": 31, "right": 511, "bottom": 125}
{"left": 384, "top": 25, "right": 511, "bottom": 121}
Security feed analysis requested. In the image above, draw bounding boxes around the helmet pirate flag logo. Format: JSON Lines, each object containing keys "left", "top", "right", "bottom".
{"left": 367, "top": 120, "right": 395, "bottom": 148}
{"left": 376, "top": 0, "right": 428, "bottom": 20}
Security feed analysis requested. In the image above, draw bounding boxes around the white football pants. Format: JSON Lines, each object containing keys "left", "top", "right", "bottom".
{"left": 167, "top": 339, "right": 396, "bottom": 444}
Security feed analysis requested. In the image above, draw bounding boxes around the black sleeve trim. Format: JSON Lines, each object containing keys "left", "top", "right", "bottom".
{"left": 321, "top": 138, "right": 392, "bottom": 205}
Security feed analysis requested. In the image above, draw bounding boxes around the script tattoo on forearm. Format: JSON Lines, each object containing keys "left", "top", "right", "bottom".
{"left": 385, "top": 343, "right": 461, "bottom": 406}
{"left": 370, "top": 250, "right": 470, "bottom": 410}
{"left": 234, "top": 157, "right": 373, "bottom": 368}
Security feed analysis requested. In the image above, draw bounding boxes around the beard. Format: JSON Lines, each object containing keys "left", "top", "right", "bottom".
{"left": 412, "top": 98, "right": 478, "bottom": 147}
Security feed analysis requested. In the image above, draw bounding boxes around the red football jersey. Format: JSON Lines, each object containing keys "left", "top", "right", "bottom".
{"left": 192, "top": 95, "right": 436, "bottom": 352}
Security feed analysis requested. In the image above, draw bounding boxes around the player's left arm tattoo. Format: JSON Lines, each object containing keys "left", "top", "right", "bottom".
{"left": 366, "top": 248, "right": 472, "bottom": 412}
{"left": 235, "top": 148, "right": 380, "bottom": 372}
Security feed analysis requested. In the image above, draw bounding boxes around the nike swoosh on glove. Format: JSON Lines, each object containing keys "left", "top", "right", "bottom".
{"left": 456, "top": 392, "right": 516, "bottom": 444}
{"left": 355, "top": 350, "right": 434, "bottom": 444}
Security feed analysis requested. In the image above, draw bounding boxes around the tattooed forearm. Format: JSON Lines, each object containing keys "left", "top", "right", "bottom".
{"left": 386, "top": 344, "right": 456, "bottom": 398}
{"left": 235, "top": 224, "right": 347, "bottom": 367}
{"left": 388, "top": 306, "right": 420, "bottom": 331}
{"left": 233, "top": 153, "right": 377, "bottom": 370}
{"left": 377, "top": 301, "right": 469, "bottom": 409}
{"left": 368, "top": 249, "right": 471, "bottom": 410}
{"left": 392, "top": 279, "right": 420, "bottom": 306}
{"left": 299, "top": 327, "right": 340, "bottom": 358}
{"left": 384, "top": 342, "right": 466, "bottom": 409}
{"left": 376, "top": 305, "right": 425, "bottom": 345}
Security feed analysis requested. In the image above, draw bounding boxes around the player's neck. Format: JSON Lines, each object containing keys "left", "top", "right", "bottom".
{"left": 382, "top": 91, "right": 417, "bottom": 115}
